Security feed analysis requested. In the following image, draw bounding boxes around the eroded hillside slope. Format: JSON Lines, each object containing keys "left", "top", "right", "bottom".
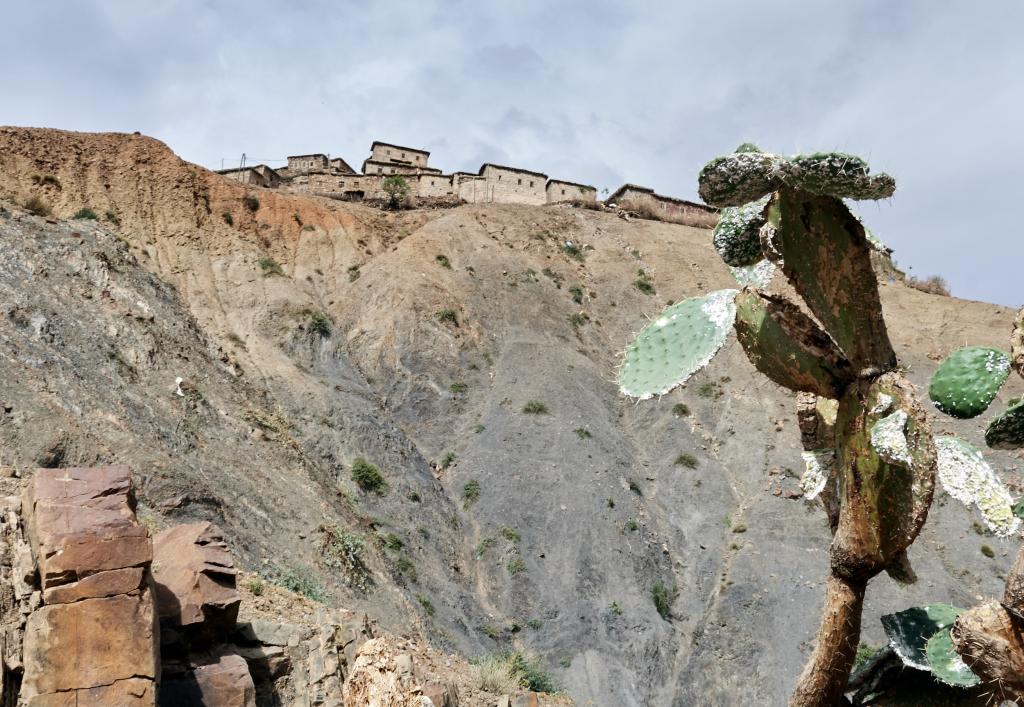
{"left": 0, "top": 127, "right": 1020, "bottom": 706}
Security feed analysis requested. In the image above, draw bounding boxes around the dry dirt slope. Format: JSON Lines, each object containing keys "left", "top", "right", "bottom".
{"left": 0, "top": 126, "right": 1021, "bottom": 706}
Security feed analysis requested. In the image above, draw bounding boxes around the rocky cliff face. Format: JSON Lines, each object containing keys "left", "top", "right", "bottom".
{"left": 0, "top": 127, "right": 1020, "bottom": 705}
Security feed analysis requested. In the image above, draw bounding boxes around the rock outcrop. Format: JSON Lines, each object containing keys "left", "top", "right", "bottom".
{"left": 19, "top": 466, "right": 158, "bottom": 706}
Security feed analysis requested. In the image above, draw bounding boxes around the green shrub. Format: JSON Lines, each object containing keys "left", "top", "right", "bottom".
{"left": 105, "top": 210, "right": 120, "bottom": 226}
{"left": 24, "top": 196, "right": 51, "bottom": 217}
{"left": 672, "top": 403, "right": 690, "bottom": 417}
{"left": 222, "top": 212, "right": 234, "bottom": 225}
{"left": 440, "top": 451, "right": 457, "bottom": 469}
{"left": 625, "top": 519, "right": 638, "bottom": 532}
{"left": 568, "top": 312, "right": 589, "bottom": 328}
{"left": 258, "top": 257, "right": 283, "bottom": 276}
{"left": 853, "top": 642, "right": 884, "bottom": 673}
{"left": 394, "top": 554, "right": 416, "bottom": 581}
{"left": 697, "top": 382, "right": 722, "bottom": 399}
{"left": 416, "top": 593, "right": 435, "bottom": 615}
{"left": 476, "top": 537, "right": 494, "bottom": 556}
{"left": 507, "top": 557, "right": 527, "bottom": 575}
{"left": 463, "top": 479, "right": 481, "bottom": 508}
{"left": 248, "top": 579, "right": 264, "bottom": 596}
{"left": 243, "top": 195, "right": 260, "bottom": 212}
{"left": 351, "top": 457, "right": 386, "bottom": 494}
{"left": 526, "top": 619, "right": 543, "bottom": 630}
{"left": 272, "top": 566, "right": 327, "bottom": 602}
{"left": 500, "top": 527, "right": 520, "bottom": 543}
{"left": 569, "top": 285, "right": 584, "bottom": 304}
{"left": 561, "top": 242, "right": 584, "bottom": 260}
{"left": 675, "top": 453, "right": 698, "bottom": 469}
{"left": 347, "top": 264, "right": 361, "bottom": 281}
{"left": 435, "top": 254, "right": 452, "bottom": 269}
{"left": 652, "top": 581, "right": 678, "bottom": 620}
{"left": 449, "top": 381, "right": 468, "bottom": 394}
{"left": 634, "top": 269, "right": 655, "bottom": 295}
{"left": 309, "top": 311, "right": 332, "bottom": 337}
{"left": 436, "top": 308, "right": 458, "bottom": 325}
{"left": 407, "top": 491, "right": 421, "bottom": 503}
{"left": 382, "top": 175, "right": 409, "bottom": 209}
{"left": 522, "top": 400, "right": 548, "bottom": 414}
{"left": 383, "top": 533, "right": 403, "bottom": 551}
{"left": 319, "top": 524, "right": 370, "bottom": 590}
{"left": 610, "top": 601, "right": 623, "bottom": 615}
{"left": 981, "top": 544, "right": 995, "bottom": 558}
{"left": 73, "top": 207, "right": 98, "bottom": 220}
{"left": 508, "top": 652, "right": 558, "bottom": 693}
{"left": 606, "top": 497, "right": 615, "bottom": 508}
{"left": 473, "top": 424, "right": 486, "bottom": 434}
{"left": 574, "top": 427, "right": 591, "bottom": 439}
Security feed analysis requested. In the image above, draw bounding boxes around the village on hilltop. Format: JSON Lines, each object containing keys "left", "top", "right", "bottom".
{"left": 216, "top": 140, "right": 716, "bottom": 223}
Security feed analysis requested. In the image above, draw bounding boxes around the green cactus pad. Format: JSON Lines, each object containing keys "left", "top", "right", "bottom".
{"left": 929, "top": 346, "right": 1011, "bottom": 419}
{"left": 734, "top": 142, "right": 760, "bottom": 153}
{"left": 712, "top": 196, "right": 771, "bottom": 267}
{"left": 770, "top": 188, "right": 897, "bottom": 373}
{"left": 985, "top": 398, "right": 1024, "bottom": 449}
{"left": 881, "top": 603, "right": 961, "bottom": 671}
{"left": 728, "top": 260, "right": 776, "bottom": 288}
{"left": 697, "top": 151, "right": 782, "bottom": 207}
{"left": 733, "top": 289, "right": 854, "bottom": 398}
{"left": 925, "top": 629, "right": 981, "bottom": 687}
{"left": 779, "top": 152, "right": 896, "bottom": 200}
{"left": 619, "top": 289, "right": 738, "bottom": 399}
{"left": 935, "top": 436, "right": 1020, "bottom": 537}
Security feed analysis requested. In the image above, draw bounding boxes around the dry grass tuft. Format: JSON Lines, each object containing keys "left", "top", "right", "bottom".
{"left": 905, "top": 275, "right": 950, "bottom": 296}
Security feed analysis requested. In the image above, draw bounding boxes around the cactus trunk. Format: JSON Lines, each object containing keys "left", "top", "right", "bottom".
{"left": 789, "top": 574, "right": 867, "bottom": 707}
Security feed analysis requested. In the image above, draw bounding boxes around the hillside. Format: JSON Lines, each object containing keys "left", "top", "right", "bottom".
{"left": 0, "top": 127, "right": 1020, "bottom": 706}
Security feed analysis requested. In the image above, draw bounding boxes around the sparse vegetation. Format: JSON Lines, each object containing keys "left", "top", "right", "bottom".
{"left": 628, "top": 480, "right": 642, "bottom": 495}
{"left": 473, "top": 424, "right": 486, "bottom": 434}
{"left": 568, "top": 312, "right": 589, "bottom": 328}
{"left": 383, "top": 533, "right": 403, "bottom": 551}
{"left": 981, "top": 544, "right": 995, "bottom": 558}
{"left": 610, "top": 601, "right": 623, "bottom": 616}
{"left": 347, "top": 264, "right": 361, "bottom": 281}
{"left": 435, "top": 254, "right": 451, "bottom": 269}
{"left": 32, "top": 174, "right": 62, "bottom": 189}
{"left": 473, "top": 654, "right": 521, "bottom": 694}
{"left": 351, "top": 457, "right": 386, "bottom": 494}
{"left": 853, "top": 642, "right": 883, "bottom": 673}
{"left": 574, "top": 427, "right": 592, "bottom": 439}
{"left": 449, "top": 381, "right": 468, "bottom": 394}
{"left": 606, "top": 497, "right": 615, "bottom": 508}
{"left": 476, "top": 537, "right": 494, "bottom": 556}
{"left": 672, "top": 403, "right": 690, "bottom": 417}
{"left": 243, "top": 194, "right": 260, "bottom": 212}
{"left": 507, "top": 557, "right": 527, "bottom": 575}
{"left": 463, "top": 479, "right": 481, "bottom": 509}
{"left": 697, "top": 381, "right": 722, "bottom": 399}
{"left": 24, "top": 196, "right": 51, "bottom": 217}
{"left": 440, "top": 452, "right": 456, "bottom": 469}
{"left": 247, "top": 578, "right": 264, "bottom": 596}
{"left": 73, "top": 207, "right": 98, "bottom": 220}
{"left": 652, "top": 581, "right": 678, "bottom": 621}
{"left": 308, "top": 310, "right": 331, "bottom": 337}
{"left": 522, "top": 400, "right": 548, "bottom": 415}
{"left": 416, "top": 593, "right": 435, "bottom": 615}
{"left": 905, "top": 274, "right": 950, "bottom": 296}
{"left": 561, "top": 242, "right": 584, "bottom": 260}
{"left": 222, "top": 212, "right": 234, "bottom": 226}
{"left": 675, "top": 453, "right": 698, "bottom": 469}
{"left": 436, "top": 308, "right": 458, "bottom": 325}
{"left": 732, "top": 522, "right": 747, "bottom": 534}
{"left": 569, "top": 285, "right": 584, "bottom": 304}
{"left": 526, "top": 619, "right": 543, "bottom": 630}
{"left": 500, "top": 527, "right": 520, "bottom": 543}
{"left": 258, "top": 257, "right": 284, "bottom": 277}
{"left": 319, "top": 523, "right": 370, "bottom": 590}
{"left": 271, "top": 566, "right": 327, "bottom": 602}
{"left": 634, "top": 269, "right": 655, "bottom": 295}
{"left": 625, "top": 519, "right": 638, "bottom": 532}
{"left": 382, "top": 175, "right": 410, "bottom": 209}
{"left": 105, "top": 210, "right": 120, "bottom": 226}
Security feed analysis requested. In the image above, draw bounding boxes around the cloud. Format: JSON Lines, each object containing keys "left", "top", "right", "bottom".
{"left": 1, "top": 0, "right": 1020, "bottom": 305}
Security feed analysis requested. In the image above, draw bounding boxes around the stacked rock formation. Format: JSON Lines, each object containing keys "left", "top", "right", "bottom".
{"left": 20, "top": 465, "right": 159, "bottom": 705}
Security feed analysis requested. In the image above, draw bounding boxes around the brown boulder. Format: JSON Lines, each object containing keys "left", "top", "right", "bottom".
{"left": 160, "top": 654, "right": 256, "bottom": 707}
{"left": 23, "top": 466, "right": 150, "bottom": 589}
{"left": 42, "top": 566, "right": 145, "bottom": 605}
{"left": 21, "top": 588, "right": 158, "bottom": 700}
{"left": 152, "top": 521, "right": 240, "bottom": 645}
{"left": 951, "top": 601, "right": 1024, "bottom": 701}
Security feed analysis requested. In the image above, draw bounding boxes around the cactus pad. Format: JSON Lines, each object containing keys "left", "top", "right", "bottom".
{"left": 800, "top": 449, "right": 834, "bottom": 499}
{"left": 935, "top": 436, "right": 1020, "bottom": 537}
{"left": 881, "top": 603, "right": 961, "bottom": 670}
{"left": 925, "top": 629, "right": 981, "bottom": 687}
{"left": 985, "top": 398, "right": 1024, "bottom": 449}
{"left": 618, "top": 289, "right": 737, "bottom": 399}
{"left": 698, "top": 151, "right": 782, "bottom": 207}
{"left": 734, "top": 142, "right": 760, "bottom": 153}
{"left": 779, "top": 152, "right": 896, "bottom": 200}
{"left": 728, "top": 259, "right": 776, "bottom": 288}
{"left": 870, "top": 410, "right": 913, "bottom": 466}
{"left": 713, "top": 195, "right": 771, "bottom": 267}
{"left": 929, "top": 346, "right": 1011, "bottom": 419}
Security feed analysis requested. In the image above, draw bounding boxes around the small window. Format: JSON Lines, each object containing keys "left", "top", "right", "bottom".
{"left": 561, "top": 189, "right": 565, "bottom": 195}
{"left": 530, "top": 181, "right": 534, "bottom": 187}
{"left": 517, "top": 178, "right": 522, "bottom": 185}
{"left": 498, "top": 174, "right": 502, "bottom": 181}
{"left": 386, "top": 149, "right": 391, "bottom": 155}
{"left": 401, "top": 152, "right": 405, "bottom": 158}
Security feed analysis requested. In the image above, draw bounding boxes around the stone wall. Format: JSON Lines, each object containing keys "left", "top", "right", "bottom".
{"left": 478, "top": 165, "right": 547, "bottom": 205}
{"left": 370, "top": 143, "right": 428, "bottom": 168}
{"left": 286, "top": 154, "right": 329, "bottom": 173}
{"left": 608, "top": 184, "right": 718, "bottom": 227}
{"left": 546, "top": 180, "right": 596, "bottom": 203}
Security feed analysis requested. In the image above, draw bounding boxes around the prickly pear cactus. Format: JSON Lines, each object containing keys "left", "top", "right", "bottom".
{"left": 618, "top": 289, "right": 737, "bottom": 399}
{"left": 926, "top": 629, "right": 981, "bottom": 687}
{"left": 986, "top": 398, "right": 1024, "bottom": 450}
{"left": 779, "top": 152, "right": 896, "bottom": 201}
{"left": 934, "top": 436, "right": 1020, "bottom": 537}
{"left": 928, "top": 346, "right": 1011, "bottom": 419}
{"left": 728, "top": 259, "right": 776, "bottom": 288}
{"left": 882, "top": 603, "right": 961, "bottom": 670}
{"left": 698, "top": 149, "right": 781, "bottom": 207}
{"left": 712, "top": 195, "right": 770, "bottom": 267}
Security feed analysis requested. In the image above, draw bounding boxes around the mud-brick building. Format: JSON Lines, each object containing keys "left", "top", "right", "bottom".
{"left": 368, "top": 142, "right": 429, "bottom": 169}
{"left": 329, "top": 157, "right": 356, "bottom": 174}
{"left": 546, "top": 179, "right": 596, "bottom": 203}
{"left": 216, "top": 164, "right": 282, "bottom": 189}
{"left": 473, "top": 164, "right": 548, "bottom": 205}
{"left": 287, "top": 153, "right": 330, "bottom": 173}
{"left": 607, "top": 184, "right": 717, "bottom": 223}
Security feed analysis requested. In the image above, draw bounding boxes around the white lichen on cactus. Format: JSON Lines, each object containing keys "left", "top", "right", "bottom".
{"left": 870, "top": 409, "right": 913, "bottom": 466}
{"left": 800, "top": 449, "right": 834, "bottom": 499}
{"left": 729, "top": 259, "right": 776, "bottom": 288}
{"left": 779, "top": 152, "right": 896, "bottom": 200}
{"left": 870, "top": 393, "right": 894, "bottom": 415}
{"left": 712, "top": 195, "right": 771, "bottom": 267}
{"left": 618, "top": 289, "right": 738, "bottom": 399}
{"left": 935, "top": 436, "right": 1020, "bottom": 537}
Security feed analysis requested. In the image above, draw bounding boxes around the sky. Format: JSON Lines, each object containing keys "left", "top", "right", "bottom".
{"left": 4, "top": 0, "right": 1022, "bottom": 306}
